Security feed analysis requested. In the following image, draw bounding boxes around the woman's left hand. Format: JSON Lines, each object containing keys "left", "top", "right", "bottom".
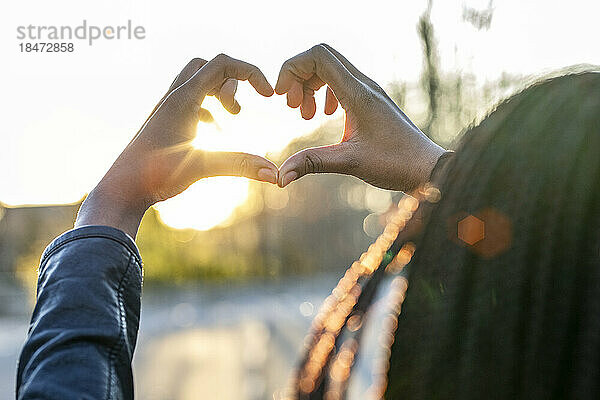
{"left": 76, "top": 54, "right": 278, "bottom": 238}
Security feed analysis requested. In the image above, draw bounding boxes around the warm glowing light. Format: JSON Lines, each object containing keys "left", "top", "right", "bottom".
{"left": 160, "top": 90, "right": 325, "bottom": 230}
{"left": 457, "top": 214, "right": 486, "bottom": 245}
{"left": 289, "top": 191, "right": 425, "bottom": 398}
{"left": 154, "top": 177, "right": 250, "bottom": 231}
{"left": 155, "top": 95, "right": 297, "bottom": 231}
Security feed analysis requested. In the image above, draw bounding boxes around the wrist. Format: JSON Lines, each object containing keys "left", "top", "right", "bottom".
{"left": 402, "top": 129, "right": 446, "bottom": 191}
{"left": 420, "top": 139, "right": 446, "bottom": 183}
{"left": 75, "top": 180, "right": 148, "bottom": 239}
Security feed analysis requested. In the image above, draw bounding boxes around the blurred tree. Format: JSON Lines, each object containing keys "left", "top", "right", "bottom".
{"left": 463, "top": 0, "right": 494, "bottom": 31}
{"left": 418, "top": 0, "right": 440, "bottom": 138}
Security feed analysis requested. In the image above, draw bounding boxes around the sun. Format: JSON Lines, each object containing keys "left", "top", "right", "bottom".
{"left": 154, "top": 176, "right": 250, "bottom": 231}
{"left": 147, "top": 87, "right": 328, "bottom": 231}
{"left": 152, "top": 97, "right": 252, "bottom": 231}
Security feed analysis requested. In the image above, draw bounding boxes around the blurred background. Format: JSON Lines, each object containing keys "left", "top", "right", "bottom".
{"left": 1, "top": 0, "right": 598, "bottom": 398}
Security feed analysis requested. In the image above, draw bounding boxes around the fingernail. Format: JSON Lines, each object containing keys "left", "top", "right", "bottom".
{"left": 281, "top": 171, "right": 298, "bottom": 187}
{"left": 258, "top": 168, "right": 277, "bottom": 184}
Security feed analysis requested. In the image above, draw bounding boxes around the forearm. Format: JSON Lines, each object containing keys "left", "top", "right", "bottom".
{"left": 17, "top": 226, "right": 143, "bottom": 400}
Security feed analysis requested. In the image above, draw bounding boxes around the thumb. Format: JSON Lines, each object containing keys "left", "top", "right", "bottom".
{"left": 198, "top": 151, "right": 279, "bottom": 184}
{"left": 277, "top": 143, "right": 356, "bottom": 187}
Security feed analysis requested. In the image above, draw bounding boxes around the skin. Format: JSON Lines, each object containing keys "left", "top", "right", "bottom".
{"left": 275, "top": 44, "right": 445, "bottom": 190}
{"left": 75, "top": 54, "right": 278, "bottom": 238}
{"left": 76, "top": 47, "right": 445, "bottom": 239}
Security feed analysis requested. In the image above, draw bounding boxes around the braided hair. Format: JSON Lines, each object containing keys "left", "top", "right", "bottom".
{"left": 286, "top": 71, "right": 600, "bottom": 400}
{"left": 386, "top": 71, "right": 600, "bottom": 399}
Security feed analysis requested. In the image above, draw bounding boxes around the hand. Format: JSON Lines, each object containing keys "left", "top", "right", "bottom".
{"left": 76, "top": 54, "right": 278, "bottom": 238}
{"left": 275, "top": 44, "right": 445, "bottom": 191}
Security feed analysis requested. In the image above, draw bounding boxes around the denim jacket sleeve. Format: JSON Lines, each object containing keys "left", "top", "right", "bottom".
{"left": 16, "top": 225, "right": 143, "bottom": 400}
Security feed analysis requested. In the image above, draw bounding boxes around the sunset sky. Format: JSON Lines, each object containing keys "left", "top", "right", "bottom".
{"left": 1, "top": 0, "right": 598, "bottom": 230}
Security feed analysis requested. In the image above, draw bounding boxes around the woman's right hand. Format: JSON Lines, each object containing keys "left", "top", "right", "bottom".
{"left": 275, "top": 44, "right": 445, "bottom": 191}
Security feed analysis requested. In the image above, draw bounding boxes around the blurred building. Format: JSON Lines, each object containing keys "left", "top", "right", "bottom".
{"left": 0, "top": 201, "right": 79, "bottom": 315}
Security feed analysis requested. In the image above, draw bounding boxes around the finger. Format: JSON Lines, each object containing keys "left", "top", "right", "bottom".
{"left": 200, "top": 151, "right": 279, "bottom": 183}
{"left": 217, "top": 78, "right": 241, "bottom": 114}
{"left": 151, "top": 58, "right": 209, "bottom": 117}
{"left": 287, "top": 80, "right": 303, "bottom": 108}
{"left": 300, "top": 87, "right": 316, "bottom": 120}
{"left": 305, "top": 75, "right": 326, "bottom": 91}
{"left": 317, "top": 44, "right": 375, "bottom": 89}
{"left": 304, "top": 75, "right": 327, "bottom": 118}
{"left": 228, "top": 100, "right": 242, "bottom": 114}
{"left": 277, "top": 144, "right": 354, "bottom": 187}
{"left": 198, "top": 108, "right": 215, "bottom": 123}
{"left": 169, "top": 58, "right": 208, "bottom": 92}
{"left": 319, "top": 43, "right": 397, "bottom": 105}
{"left": 135, "top": 57, "right": 209, "bottom": 143}
{"left": 187, "top": 53, "right": 274, "bottom": 98}
{"left": 324, "top": 86, "right": 339, "bottom": 115}
{"left": 275, "top": 44, "right": 361, "bottom": 107}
